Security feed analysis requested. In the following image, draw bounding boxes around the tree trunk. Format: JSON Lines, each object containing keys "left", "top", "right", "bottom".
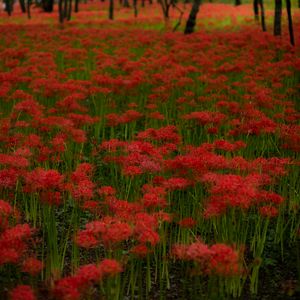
{"left": 19, "top": 0, "right": 26, "bottom": 12}
{"left": 123, "top": 0, "right": 130, "bottom": 7}
{"left": 274, "top": 0, "right": 282, "bottom": 36}
{"left": 142, "top": 0, "right": 145, "bottom": 7}
{"left": 42, "top": 0, "right": 54, "bottom": 12}
{"left": 253, "top": 0, "right": 259, "bottom": 21}
{"left": 4, "top": 0, "right": 13, "bottom": 16}
{"left": 74, "top": 0, "right": 79, "bottom": 12}
{"left": 159, "top": 0, "right": 171, "bottom": 19}
{"left": 59, "top": 0, "right": 64, "bottom": 24}
{"left": 67, "top": 0, "right": 73, "bottom": 20}
{"left": 109, "top": 0, "right": 114, "bottom": 20}
{"left": 64, "top": 0, "right": 68, "bottom": 18}
{"left": 235, "top": 0, "right": 241, "bottom": 6}
{"left": 133, "top": 0, "right": 138, "bottom": 17}
{"left": 258, "top": 0, "right": 266, "bottom": 32}
{"left": 27, "top": 0, "right": 31, "bottom": 19}
{"left": 165, "top": 2, "right": 170, "bottom": 18}
{"left": 184, "top": 0, "right": 201, "bottom": 34}
{"left": 286, "top": 0, "right": 295, "bottom": 45}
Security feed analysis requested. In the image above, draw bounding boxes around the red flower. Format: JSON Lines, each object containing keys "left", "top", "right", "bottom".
{"left": 0, "top": 199, "right": 12, "bottom": 216}
{"left": 130, "top": 244, "right": 150, "bottom": 257}
{"left": 137, "top": 229, "right": 160, "bottom": 246}
{"left": 22, "top": 257, "right": 43, "bottom": 276}
{"left": 259, "top": 206, "right": 278, "bottom": 218}
{"left": 24, "top": 168, "right": 63, "bottom": 191}
{"left": 53, "top": 276, "right": 81, "bottom": 300}
{"left": 75, "top": 264, "right": 102, "bottom": 284}
{"left": 40, "top": 191, "right": 62, "bottom": 206}
{"left": 10, "top": 285, "right": 36, "bottom": 300}
{"left": 178, "top": 217, "right": 197, "bottom": 228}
{"left": 99, "top": 259, "right": 122, "bottom": 276}
{"left": 75, "top": 230, "right": 99, "bottom": 248}
{"left": 209, "top": 244, "right": 240, "bottom": 275}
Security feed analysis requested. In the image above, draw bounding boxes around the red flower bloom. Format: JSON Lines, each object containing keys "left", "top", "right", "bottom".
{"left": 99, "top": 259, "right": 122, "bottom": 276}
{"left": 22, "top": 257, "right": 43, "bottom": 276}
{"left": 259, "top": 206, "right": 278, "bottom": 218}
{"left": 10, "top": 285, "right": 36, "bottom": 300}
{"left": 178, "top": 217, "right": 197, "bottom": 228}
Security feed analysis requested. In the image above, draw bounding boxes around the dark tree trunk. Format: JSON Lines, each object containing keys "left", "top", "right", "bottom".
{"left": 286, "top": 0, "right": 295, "bottom": 45}
{"left": 149, "top": 0, "right": 153, "bottom": 4}
{"left": 109, "top": 0, "right": 114, "bottom": 20}
{"left": 64, "top": 0, "right": 68, "bottom": 18}
{"left": 42, "top": 0, "right": 54, "bottom": 12}
{"left": 274, "top": 0, "right": 282, "bottom": 36}
{"left": 235, "top": 0, "right": 241, "bottom": 6}
{"left": 27, "top": 0, "right": 31, "bottom": 19}
{"left": 159, "top": 0, "right": 172, "bottom": 19}
{"left": 74, "top": 0, "right": 79, "bottom": 12}
{"left": 59, "top": 0, "right": 64, "bottom": 24}
{"left": 133, "top": 0, "right": 138, "bottom": 17}
{"left": 58, "top": 0, "right": 71, "bottom": 23}
{"left": 172, "top": 1, "right": 184, "bottom": 32}
{"left": 253, "top": 0, "right": 259, "bottom": 21}
{"left": 4, "top": 0, "right": 13, "bottom": 16}
{"left": 19, "top": 0, "right": 26, "bottom": 12}
{"left": 142, "top": 0, "right": 145, "bottom": 7}
{"left": 184, "top": 0, "right": 201, "bottom": 34}
{"left": 67, "top": 0, "right": 73, "bottom": 20}
{"left": 165, "top": 3, "right": 170, "bottom": 18}
{"left": 258, "top": 0, "right": 266, "bottom": 32}
{"left": 123, "top": 0, "right": 130, "bottom": 7}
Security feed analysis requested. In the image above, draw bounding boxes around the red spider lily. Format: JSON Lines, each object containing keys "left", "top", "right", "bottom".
{"left": 0, "top": 224, "right": 32, "bottom": 266}
{"left": 97, "top": 186, "right": 116, "bottom": 197}
{"left": 182, "top": 111, "right": 226, "bottom": 127}
{"left": 178, "top": 217, "right": 197, "bottom": 229}
{"left": 213, "top": 140, "right": 246, "bottom": 152}
{"left": 209, "top": 244, "right": 240, "bottom": 275}
{"left": 76, "top": 217, "right": 132, "bottom": 248}
{"left": 162, "top": 177, "right": 194, "bottom": 191}
{"left": 71, "top": 163, "right": 94, "bottom": 184}
{"left": 22, "top": 257, "right": 44, "bottom": 276}
{"left": 0, "top": 154, "right": 29, "bottom": 168}
{"left": 99, "top": 259, "right": 122, "bottom": 276}
{"left": 136, "top": 125, "right": 181, "bottom": 144}
{"left": 130, "top": 244, "right": 150, "bottom": 257}
{"left": 137, "top": 229, "right": 160, "bottom": 247}
{"left": 0, "top": 199, "right": 12, "bottom": 216}
{"left": 259, "top": 206, "right": 278, "bottom": 218}
{"left": 172, "top": 241, "right": 241, "bottom": 276}
{"left": 40, "top": 191, "right": 62, "bottom": 206}
{"left": 10, "top": 285, "right": 36, "bottom": 300}
{"left": 56, "top": 93, "right": 88, "bottom": 113}
{"left": 75, "top": 264, "right": 103, "bottom": 285}
{"left": 75, "top": 230, "right": 99, "bottom": 249}
{"left": 141, "top": 185, "right": 167, "bottom": 208}
{"left": 24, "top": 168, "right": 64, "bottom": 192}
{"left": 105, "top": 198, "right": 143, "bottom": 219}
{"left": 53, "top": 277, "right": 83, "bottom": 300}
{"left": 0, "top": 168, "right": 19, "bottom": 189}
{"left": 13, "top": 100, "right": 44, "bottom": 118}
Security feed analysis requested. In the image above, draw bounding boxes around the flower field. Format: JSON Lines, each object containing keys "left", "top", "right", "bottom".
{"left": 0, "top": 2, "right": 300, "bottom": 299}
